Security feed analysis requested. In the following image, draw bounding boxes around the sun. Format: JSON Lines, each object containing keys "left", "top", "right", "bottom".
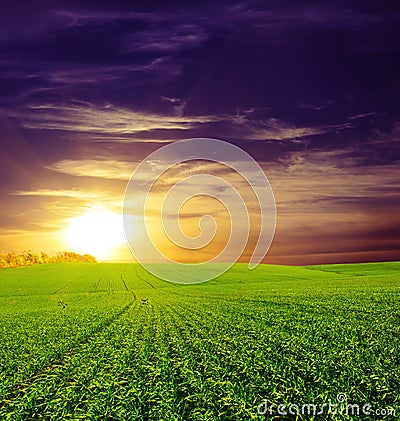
{"left": 64, "top": 208, "right": 126, "bottom": 260}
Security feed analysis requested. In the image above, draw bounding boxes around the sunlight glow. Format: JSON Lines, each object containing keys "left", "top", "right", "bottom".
{"left": 64, "top": 208, "right": 126, "bottom": 260}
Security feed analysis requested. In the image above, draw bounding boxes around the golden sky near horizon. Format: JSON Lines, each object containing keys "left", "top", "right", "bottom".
{"left": 1, "top": 1, "right": 399, "bottom": 265}
{"left": 2, "top": 136, "right": 399, "bottom": 265}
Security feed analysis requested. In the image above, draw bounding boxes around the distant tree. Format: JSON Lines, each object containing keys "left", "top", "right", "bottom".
{"left": 0, "top": 256, "right": 7, "bottom": 268}
{"left": 0, "top": 250, "right": 97, "bottom": 268}
{"left": 6, "top": 252, "right": 17, "bottom": 267}
{"left": 22, "top": 250, "right": 41, "bottom": 265}
{"left": 83, "top": 254, "right": 97, "bottom": 263}
{"left": 40, "top": 252, "right": 50, "bottom": 264}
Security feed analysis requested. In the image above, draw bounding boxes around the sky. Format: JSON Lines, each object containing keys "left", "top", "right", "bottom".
{"left": 0, "top": 0, "right": 399, "bottom": 264}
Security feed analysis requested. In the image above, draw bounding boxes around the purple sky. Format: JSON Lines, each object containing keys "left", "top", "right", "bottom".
{"left": 0, "top": 0, "right": 399, "bottom": 264}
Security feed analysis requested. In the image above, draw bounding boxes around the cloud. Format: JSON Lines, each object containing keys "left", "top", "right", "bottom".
{"left": 260, "top": 147, "right": 400, "bottom": 263}
{"left": 228, "top": 2, "right": 389, "bottom": 34}
{"left": 9, "top": 102, "right": 220, "bottom": 135}
{"left": 122, "top": 23, "right": 209, "bottom": 53}
{"left": 11, "top": 188, "right": 122, "bottom": 210}
{"left": 348, "top": 112, "right": 377, "bottom": 121}
{"left": 12, "top": 188, "right": 105, "bottom": 198}
{"left": 11, "top": 187, "right": 124, "bottom": 225}
{"left": 47, "top": 159, "right": 137, "bottom": 180}
{"left": 40, "top": 59, "right": 176, "bottom": 84}
{"left": 231, "top": 116, "right": 352, "bottom": 141}
{"left": 6, "top": 100, "right": 352, "bottom": 144}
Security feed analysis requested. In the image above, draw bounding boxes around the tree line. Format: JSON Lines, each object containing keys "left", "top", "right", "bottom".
{"left": 0, "top": 250, "right": 97, "bottom": 268}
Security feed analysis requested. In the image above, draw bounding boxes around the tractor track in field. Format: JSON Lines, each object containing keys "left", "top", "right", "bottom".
{"left": 0, "top": 298, "right": 137, "bottom": 408}
{"left": 93, "top": 276, "right": 102, "bottom": 292}
{"left": 51, "top": 280, "right": 75, "bottom": 295}
{"left": 134, "top": 265, "right": 157, "bottom": 289}
{"left": 120, "top": 271, "right": 129, "bottom": 291}
{"left": 120, "top": 267, "right": 138, "bottom": 300}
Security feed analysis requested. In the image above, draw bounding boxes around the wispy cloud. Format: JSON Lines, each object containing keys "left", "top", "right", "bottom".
{"left": 10, "top": 102, "right": 219, "bottom": 135}
{"left": 47, "top": 159, "right": 137, "bottom": 180}
{"left": 122, "top": 23, "right": 209, "bottom": 53}
{"left": 11, "top": 188, "right": 122, "bottom": 210}
{"left": 265, "top": 148, "right": 400, "bottom": 219}
{"left": 7, "top": 101, "right": 351, "bottom": 144}
{"left": 12, "top": 188, "right": 106, "bottom": 198}
{"left": 348, "top": 112, "right": 377, "bottom": 121}
{"left": 12, "top": 188, "right": 123, "bottom": 220}
{"left": 229, "top": 2, "right": 384, "bottom": 32}
{"left": 229, "top": 114, "right": 352, "bottom": 141}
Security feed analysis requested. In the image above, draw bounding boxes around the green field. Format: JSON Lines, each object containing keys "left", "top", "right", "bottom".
{"left": 0, "top": 262, "right": 399, "bottom": 420}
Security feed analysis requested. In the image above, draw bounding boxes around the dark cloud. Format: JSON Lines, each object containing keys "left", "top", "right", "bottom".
{"left": 1, "top": 1, "right": 399, "bottom": 116}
